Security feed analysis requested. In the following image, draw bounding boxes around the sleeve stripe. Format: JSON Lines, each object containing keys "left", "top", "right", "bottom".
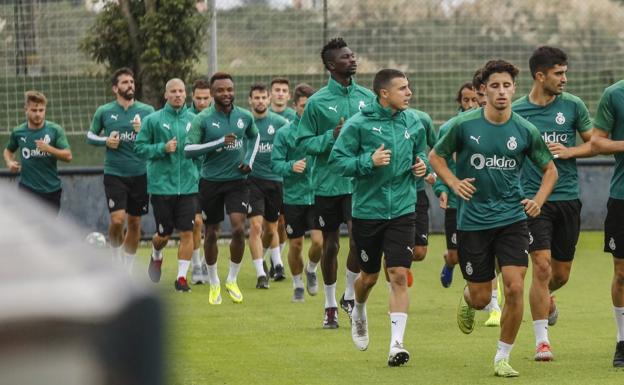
{"left": 87, "top": 131, "right": 107, "bottom": 143}
{"left": 184, "top": 137, "right": 225, "bottom": 153}
{"left": 248, "top": 134, "right": 260, "bottom": 168}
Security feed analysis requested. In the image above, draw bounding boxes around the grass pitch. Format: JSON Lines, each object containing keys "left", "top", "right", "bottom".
{"left": 134, "top": 231, "right": 623, "bottom": 384}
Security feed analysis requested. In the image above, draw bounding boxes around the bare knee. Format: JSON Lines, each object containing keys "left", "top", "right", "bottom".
{"left": 504, "top": 281, "right": 524, "bottom": 303}
{"left": 532, "top": 256, "right": 552, "bottom": 283}
{"left": 360, "top": 272, "right": 378, "bottom": 288}
{"left": 412, "top": 246, "right": 427, "bottom": 261}
{"left": 469, "top": 289, "right": 491, "bottom": 309}
{"left": 231, "top": 224, "right": 245, "bottom": 242}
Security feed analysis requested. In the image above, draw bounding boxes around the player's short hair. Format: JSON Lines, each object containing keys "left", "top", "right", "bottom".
{"left": 293, "top": 83, "right": 315, "bottom": 104}
{"left": 270, "top": 77, "right": 290, "bottom": 89}
{"left": 321, "top": 37, "right": 348, "bottom": 71}
{"left": 455, "top": 82, "right": 474, "bottom": 104}
{"left": 529, "top": 46, "right": 568, "bottom": 79}
{"left": 111, "top": 67, "right": 134, "bottom": 86}
{"left": 24, "top": 90, "right": 47, "bottom": 106}
{"left": 481, "top": 60, "right": 519, "bottom": 84}
{"left": 373, "top": 69, "right": 407, "bottom": 96}
{"left": 192, "top": 78, "right": 211, "bottom": 93}
{"left": 249, "top": 83, "right": 268, "bottom": 97}
{"left": 209, "top": 72, "right": 233, "bottom": 87}
{"left": 472, "top": 68, "right": 485, "bottom": 90}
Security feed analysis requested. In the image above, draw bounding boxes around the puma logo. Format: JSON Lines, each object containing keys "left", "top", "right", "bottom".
{"left": 212, "top": 122, "right": 220, "bottom": 128}
{"left": 163, "top": 123, "right": 170, "bottom": 130}
{"left": 110, "top": 114, "right": 118, "bottom": 121}
{"left": 328, "top": 105, "right": 338, "bottom": 113}
{"left": 20, "top": 137, "right": 26, "bottom": 142}
{"left": 406, "top": 246, "right": 414, "bottom": 253}
{"left": 470, "top": 135, "right": 480, "bottom": 144}
{"left": 372, "top": 127, "right": 382, "bottom": 134}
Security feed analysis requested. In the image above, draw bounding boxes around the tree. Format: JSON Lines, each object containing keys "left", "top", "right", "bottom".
{"left": 81, "top": 0, "right": 208, "bottom": 107}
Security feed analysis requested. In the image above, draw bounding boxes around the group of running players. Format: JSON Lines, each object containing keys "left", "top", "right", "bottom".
{"left": 4, "top": 38, "right": 624, "bottom": 376}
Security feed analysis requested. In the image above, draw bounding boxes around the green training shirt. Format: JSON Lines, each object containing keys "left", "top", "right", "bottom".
{"left": 434, "top": 109, "right": 553, "bottom": 231}
{"left": 184, "top": 105, "right": 259, "bottom": 181}
{"left": 296, "top": 76, "right": 375, "bottom": 197}
{"left": 250, "top": 111, "right": 289, "bottom": 182}
{"left": 270, "top": 106, "right": 297, "bottom": 123}
{"left": 87, "top": 101, "right": 155, "bottom": 177}
{"left": 272, "top": 115, "right": 316, "bottom": 205}
{"left": 329, "top": 101, "right": 428, "bottom": 220}
{"left": 6, "top": 120, "right": 70, "bottom": 193}
{"left": 135, "top": 103, "right": 199, "bottom": 195}
{"left": 513, "top": 92, "right": 592, "bottom": 201}
{"left": 409, "top": 109, "right": 437, "bottom": 192}
{"left": 594, "top": 80, "right": 624, "bottom": 199}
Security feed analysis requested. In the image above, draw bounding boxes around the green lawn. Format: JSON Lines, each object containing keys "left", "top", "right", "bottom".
{"left": 133, "top": 231, "right": 623, "bottom": 384}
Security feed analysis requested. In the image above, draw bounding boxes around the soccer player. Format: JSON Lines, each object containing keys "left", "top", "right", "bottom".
{"left": 430, "top": 59, "right": 558, "bottom": 377}
{"left": 435, "top": 82, "right": 479, "bottom": 287}
{"left": 4, "top": 91, "right": 72, "bottom": 214}
{"left": 513, "top": 46, "right": 593, "bottom": 361}
{"left": 135, "top": 78, "right": 198, "bottom": 292}
{"left": 269, "top": 77, "right": 297, "bottom": 273}
{"left": 297, "top": 37, "right": 375, "bottom": 328}
{"left": 87, "top": 68, "right": 155, "bottom": 270}
{"left": 330, "top": 68, "right": 427, "bottom": 366}
{"left": 184, "top": 72, "right": 259, "bottom": 305}
{"left": 246, "top": 83, "right": 289, "bottom": 289}
{"left": 188, "top": 78, "right": 212, "bottom": 285}
{"left": 272, "top": 83, "right": 323, "bottom": 302}
{"left": 590, "top": 79, "right": 624, "bottom": 368}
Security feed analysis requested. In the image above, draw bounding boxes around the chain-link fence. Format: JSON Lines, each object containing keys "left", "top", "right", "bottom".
{"left": 1, "top": 0, "right": 624, "bottom": 144}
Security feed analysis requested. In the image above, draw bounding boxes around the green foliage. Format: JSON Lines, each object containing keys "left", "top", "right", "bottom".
{"left": 81, "top": 0, "right": 208, "bottom": 107}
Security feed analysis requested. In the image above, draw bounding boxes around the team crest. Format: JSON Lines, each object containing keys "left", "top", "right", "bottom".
{"left": 555, "top": 112, "right": 566, "bottom": 125}
{"left": 318, "top": 216, "right": 326, "bottom": 228}
{"left": 529, "top": 232, "right": 534, "bottom": 245}
{"left": 610, "top": 237, "right": 616, "bottom": 251}
{"left": 451, "top": 233, "right": 457, "bottom": 245}
{"left": 158, "top": 224, "right": 164, "bottom": 234}
{"left": 507, "top": 136, "right": 517, "bottom": 150}
{"left": 358, "top": 100, "right": 366, "bottom": 110}
{"left": 202, "top": 211, "right": 207, "bottom": 220}
{"left": 43, "top": 134, "right": 51, "bottom": 144}
{"left": 267, "top": 125, "right": 275, "bottom": 135}
{"left": 286, "top": 224, "right": 293, "bottom": 235}
{"left": 465, "top": 262, "right": 473, "bottom": 276}
{"left": 108, "top": 199, "right": 115, "bottom": 209}
{"left": 237, "top": 118, "right": 244, "bottom": 129}
{"left": 404, "top": 130, "right": 410, "bottom": 139}
{"left": 360, "top": 249, "right": 369, "bottom": 262}
{"left": 186, "top": 122, "right": 191, "bottom": 132}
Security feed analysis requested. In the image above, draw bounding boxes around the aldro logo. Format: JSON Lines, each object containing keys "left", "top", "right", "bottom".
{"left": 470, "top": 153, "right": 517, "bottom": 170}
{"left": 258, "top": 142, "right": 273, "bottom": 153}
{"left": 119, "top": 131, "right": 137, "bottom": 142}
{"left": 542, "top": 132, "right": 568, "bottom": 144}
{"left": 223, "top": 138, "right": 243, "bottom": 151}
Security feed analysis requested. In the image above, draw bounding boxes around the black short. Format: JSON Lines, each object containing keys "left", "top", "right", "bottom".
{"left": 18, "top": 183, "right": 62, "bottom": 214}
{"left": 151, "top": 194, "right": 197, "bottom": 236}
{"left": 604, "top": 198, "right": 624, "bottom": 258}
{"left": 314, "top": 194, "right": 352, "bottom": 232}
{"left": 103, "top": 174, "right": 149, "bottom": 216}
{"left": 199, "top": 179, "right": 249, "bottom": 225}
{"left": 415, "top": 190, "right": 430, "bottom": 246}
{"left": 458, "top": 220, "right": 529, "bottom": 283}
{"left": 352, "top": 213, "right": 416, "bottom": 274}
{"left": 247, "top": 177, "right": 283, "bottom": 222}
{"left": 528, "top": 199, "right": 581, "bottom": 261}
{"left": 194, "top": 194, "right": 202, "bottom": 215}
{"left": 444, "top": 208, "right": 458, "bottom": 250}
{"left": 283, "top": 204, "right": 319, "bottom": 239}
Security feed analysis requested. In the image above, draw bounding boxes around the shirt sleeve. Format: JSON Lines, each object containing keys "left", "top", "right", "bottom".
{"left": 594, "top": 88, "right": 615, "bottom": 133}
{"left": 243, "top": 119, "right": 260, "bottom": 167}
{"left": 271, "top": 127, "right": 295, "bottom": 177}
{"left": 86, "top": 107, "right": 107, "bottom": 146}
{"left": 526, "top": 123, "right": 554, "bottom": 168}
{"left": 134, "top": 115, "right": 167, "bottom": 159}
{"left": 184, "top": 114, "right": 225, "bottom": 158}
{"left": 296, "top": 102, "right": 336, "bottom": 155}
{"left": 328, "top": 120, "right": 374, "bottom": 177}
{"left": 573, "top": 97, "right": 593, "bottom": 133}
{"left": 6, "top": 130, "right": 18, "bottom": 152}
{"left": 433, "top": 120, "right": 460, "bottom": 158}
{"left": 53, "top": 124, "right": 70, "bottom": 150}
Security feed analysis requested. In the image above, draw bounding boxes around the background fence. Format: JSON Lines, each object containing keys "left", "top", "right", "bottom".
{"left": 2, "top": 0, "right": 624, "bottom": 142}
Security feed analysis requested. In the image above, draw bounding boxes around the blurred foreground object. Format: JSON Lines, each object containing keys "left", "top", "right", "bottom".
{"left": 0, "top": 181, "right": 163, "bottom": 385}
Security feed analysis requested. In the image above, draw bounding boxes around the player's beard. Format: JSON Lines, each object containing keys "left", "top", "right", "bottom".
{"left": 119, "top": 88, "right": 135, "bottom": 101}
{"left": 216, "top": 95, "right": 234, "bottom": 110}
{"left": 253, "top": 105, "right": 267, "bottom": 114}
